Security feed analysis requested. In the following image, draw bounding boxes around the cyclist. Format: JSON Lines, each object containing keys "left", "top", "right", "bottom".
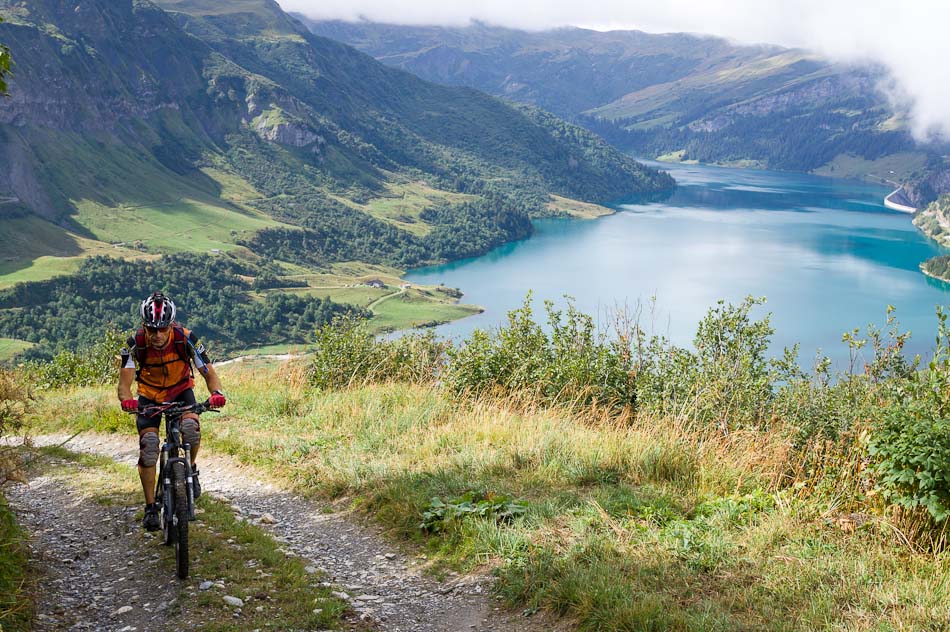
{"left": 117, "top": 291, "right": 226, "bottom": 531}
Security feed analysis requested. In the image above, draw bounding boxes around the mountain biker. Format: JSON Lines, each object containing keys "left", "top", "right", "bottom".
{"left": 117, "top": 291, "right": 226, "bottom": 531}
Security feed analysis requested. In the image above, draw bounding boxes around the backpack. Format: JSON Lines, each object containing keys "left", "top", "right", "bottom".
{"left": 128, "top": 325, "right": 193, "bottom": 378}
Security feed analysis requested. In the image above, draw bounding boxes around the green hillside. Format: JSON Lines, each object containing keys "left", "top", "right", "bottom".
{"left": 0, "top": 0, "right": 671, "bottom": 360}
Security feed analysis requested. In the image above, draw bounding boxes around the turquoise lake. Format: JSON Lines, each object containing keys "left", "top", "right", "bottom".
{"left": 405, "top": 161, "right": 950, "bottom": 367}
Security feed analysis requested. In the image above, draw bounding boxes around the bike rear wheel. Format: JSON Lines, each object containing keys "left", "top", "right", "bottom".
{"left": 171, "top": 461, "right": 189, "bottom": 579}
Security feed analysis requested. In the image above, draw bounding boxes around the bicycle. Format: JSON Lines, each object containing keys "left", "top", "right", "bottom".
{"left": 132, "top": 399, "right": 219, "bottom": 579}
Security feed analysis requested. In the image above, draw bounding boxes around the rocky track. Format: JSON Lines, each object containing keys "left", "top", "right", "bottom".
{"left": 10, "top": 433, "right": 569, "bottom": 632}
{"left": 6, "top": 453, "right": 180, "bottom": 632}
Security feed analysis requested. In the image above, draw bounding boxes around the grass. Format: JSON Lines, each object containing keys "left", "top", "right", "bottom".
{"left": 355, "top": 179, "right": 476, "bottom": 238}
{"left": 25, "top": 369, "right": 950, "bottom": 631}
{"left": 0, "top": 215, "right": 154, "bottom": 289}
{"left": 0, "top": 495, "right": 31, "bottom": 631}
{"left": 279, "top": 286, "right": 391, "bottom": 307}
{"left": 368, "top": 288, "right": 482, "bottom": 333}
{"left": 0, "top": 128, "right": 287, "bottom": 286}
{"left": 71, "top": 197, "right": 279, "bottom": 254}
{"left": 30, "top": 446, "right": 353, "bottom": 631}
{"left": 812, "top": 152, "right": 930, "bottom": 183}
{"left": 0, "top": 338, "right": 34, "bottom": 362}
{"left": 545, "top": 195, "right": 614, "bottom": 220}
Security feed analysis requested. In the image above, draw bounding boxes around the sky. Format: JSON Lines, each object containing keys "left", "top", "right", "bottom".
{"left": 278, "top": 0, "right": 950, "bottom": 142}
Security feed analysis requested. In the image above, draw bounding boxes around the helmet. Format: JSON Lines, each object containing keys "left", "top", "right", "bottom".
{"left": 140, "top": 291, "right": 176, "bottom": 328}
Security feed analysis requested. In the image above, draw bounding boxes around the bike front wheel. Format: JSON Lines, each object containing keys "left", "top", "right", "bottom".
{"left": 171, "top": 461, "right": 189, "bottom": 579}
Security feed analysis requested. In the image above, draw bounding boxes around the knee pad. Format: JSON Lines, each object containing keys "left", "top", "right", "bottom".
{"left": 138, "top": 432, "right": 160, "bottom": 468}
{"left": 181, "top": 415, "right": 201, "bottom": 450}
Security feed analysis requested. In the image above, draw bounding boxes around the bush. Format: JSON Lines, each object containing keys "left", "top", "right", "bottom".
{"left": 867, "top": 403, "right": 950, "bottom": 522}
{"left": 445, "top": 295, "right": 636, "bottom": 409}
{"left": 420, "top": 490, "right": 528, "bottom": 533}
{"left": 0, "top": 369, "right": 28, "bottom": 485}
{"left": 308, "top": 316, "right": 448, "bottom": 389}
{"left": 22, "top": 329, "right": 126, "bottom": 390}
{"left": 630, "top": 296, "right": 777, "bottom": 430}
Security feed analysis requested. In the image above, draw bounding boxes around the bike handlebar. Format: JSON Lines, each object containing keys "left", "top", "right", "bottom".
{"left": 127, "top": 399, "right": 221, "bottom": 418}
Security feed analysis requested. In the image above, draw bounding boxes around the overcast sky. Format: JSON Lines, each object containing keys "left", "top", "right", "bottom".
{"left": 279, "top": 0, "right": 950, "bottom": 142}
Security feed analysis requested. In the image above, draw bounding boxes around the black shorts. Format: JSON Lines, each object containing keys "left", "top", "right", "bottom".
{"left": 136, "top": 389, "right": 197, "bottom": 433}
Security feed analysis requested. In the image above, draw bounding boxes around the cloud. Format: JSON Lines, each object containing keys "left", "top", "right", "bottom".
{"left": 279, "top": 0, "right": 950, "bottom": 142}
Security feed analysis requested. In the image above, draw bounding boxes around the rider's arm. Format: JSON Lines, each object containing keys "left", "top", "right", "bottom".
{"left": 200, "top": 363, "right": 223, "bottom": 394}
{"left": 118, "top": 367, "right": 136, "bottom": 401}
{"left": 184, "top": 328, "right": 224, "bottom": 395}
{"left": 118, "top": 343, "right": 136, "bottom": 401}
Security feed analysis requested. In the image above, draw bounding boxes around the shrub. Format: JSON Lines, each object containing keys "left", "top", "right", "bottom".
{"left": 0, "top": 369, "right": 28, "bottom": 485}
{"left": 308, "top": 315, "right": 448, "bottom": 389}
{"left": 867, "top": 403, "right": 950, "bottom": 522}
{"left": 445, "top": 295, "right": 636, "bottom": 409}
{"left": 630, "top": 296, "right": 777, "bottom": 431}
{"left": 420, "top": 490, "right": 528, "bottom": 533}
{"left": 22, "top": 329, "right": 126, "bottom": 390}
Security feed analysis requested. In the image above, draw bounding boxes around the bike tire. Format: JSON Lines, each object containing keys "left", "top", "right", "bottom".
{"left": 172, "top": 461, "right": 189, "bottom": 579}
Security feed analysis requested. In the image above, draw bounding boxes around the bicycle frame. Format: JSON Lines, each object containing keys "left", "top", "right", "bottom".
{"left": 131, "top": 399, "right": 217, "bottom": 579}
{"left": 137, "top": 400, "right": 215, "bottom": 522}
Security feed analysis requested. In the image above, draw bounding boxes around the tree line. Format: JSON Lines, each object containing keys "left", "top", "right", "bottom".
{"left": 0, "top": 254, "right": 364, "bottom": 360}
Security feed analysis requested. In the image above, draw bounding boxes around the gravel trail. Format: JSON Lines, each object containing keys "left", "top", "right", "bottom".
{"left": 18, "top": 433, "right": 569, "bottom": 632}
{"left": 6, "top": 453, "right": 180, "bottom": 632}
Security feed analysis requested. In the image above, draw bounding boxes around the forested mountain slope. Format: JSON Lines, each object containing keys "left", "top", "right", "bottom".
{"left": 302, "top": 19, "right": 932, "bottom": 176}
{"left": 0, "top": 0, "right": 671, "bottom": 359}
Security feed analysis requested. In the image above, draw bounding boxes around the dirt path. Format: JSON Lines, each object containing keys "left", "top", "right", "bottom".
{"left": 6, "top": 452, "right": 181, "bottom": 632}
{"left": 19, "top": 433, "right": 569, "bottom": 632}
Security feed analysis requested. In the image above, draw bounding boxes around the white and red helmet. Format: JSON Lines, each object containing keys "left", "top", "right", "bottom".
{"left": 140, "top": 291, "right": 176, "bottom": 328}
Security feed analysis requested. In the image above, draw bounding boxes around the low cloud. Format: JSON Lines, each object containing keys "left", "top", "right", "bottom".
{"left": 279, "top": 0, "right": 950, "bottom": 142}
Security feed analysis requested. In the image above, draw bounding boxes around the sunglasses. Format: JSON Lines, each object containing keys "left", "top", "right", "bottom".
{"left": 144, "top": 325, "right": 171, "bottom": 334}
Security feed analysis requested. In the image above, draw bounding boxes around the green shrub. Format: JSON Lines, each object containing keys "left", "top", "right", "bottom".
{"left": 631, "top": 296, "right": 777, "bottom": 430}
{"left": 867, "top": 403, "right": 950, "bottom": 522}
{"left": 420, "top": 490, "right": 528, "bottom": 533}
{"left": 445, "top": 295, "right": 636, "bottom": 409}
{"left": 307, "top": 315, "right": 448, "bottom": 389}
{"left": 22, "top": 329, "right": 126, "bottom": 390}
{"left": 0, "top": 368, "right": 29, "bottom": 485}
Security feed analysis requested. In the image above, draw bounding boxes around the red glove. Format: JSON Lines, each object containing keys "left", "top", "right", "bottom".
{"left": 209, "top": 391, "right": 226, "bottom": 408}
{"left": 121, "top": 398, "right": 138, "bottom": 412}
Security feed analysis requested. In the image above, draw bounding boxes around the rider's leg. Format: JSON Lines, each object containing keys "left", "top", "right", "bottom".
{"left": 181, "top": 413, "right": 200, "bottom": 465}
{"left": 138, "top": 427, "right": 160, "bottom": 505}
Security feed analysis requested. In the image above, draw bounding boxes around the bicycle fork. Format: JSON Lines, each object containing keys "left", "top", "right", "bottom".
{"left": 183, "top": 443, "right": 196, "bottom": 521}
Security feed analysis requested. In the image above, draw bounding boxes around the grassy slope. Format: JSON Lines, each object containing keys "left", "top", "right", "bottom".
{"left": 545, "top": 195, "right": 614, "bottom": 219}
{"left": 0, "top": 215, "right": 154, "bottom": 290}
{"left": 0, "top": 338, "right": 34, "bottom": 362}
{"left": 356, "top": 179, "right": 477, "bottom": 238}
{"left": 0, "top": 496, "right": 30, "bottom": 631}
{"left": 27, "top": 367, "right": 950, "bottom": 632}
{"left": 812, "top": 151, "right": 929, "bottom": 182}
{"left": 367, "top": 288, "right": 481, "bottom": 333}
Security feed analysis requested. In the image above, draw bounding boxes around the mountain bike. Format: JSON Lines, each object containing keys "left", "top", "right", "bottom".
{"left": 133, "top": 399, "right": 218, "bottom": 579}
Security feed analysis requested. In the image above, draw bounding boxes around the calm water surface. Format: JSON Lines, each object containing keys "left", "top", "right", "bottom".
{"left": 405, "top": 162, "right": 950, "bottom": 367}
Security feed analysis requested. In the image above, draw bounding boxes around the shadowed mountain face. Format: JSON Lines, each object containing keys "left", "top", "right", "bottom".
{"left": 0, "top": 0, "right": 670, "bottom": 224}
{"left": 300, "top": 19, "right": 925, "bottom": 174}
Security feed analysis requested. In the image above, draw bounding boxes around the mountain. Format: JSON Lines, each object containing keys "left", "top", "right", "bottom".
{"left": 301, "top": 19, "right": 933, "bottom": 177}
{"left": 0, "top": 0, "right": 670, "bottom": 252}
{"left": 0, "top": 0, "right": 671, "bottom": 359}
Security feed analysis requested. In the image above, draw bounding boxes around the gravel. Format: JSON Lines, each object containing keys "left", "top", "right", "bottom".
{"left": 20, "top": 433, "right": 571, "bottom": 632}
{"left": 5, "top": 455, "right": 179, "bottom": 632}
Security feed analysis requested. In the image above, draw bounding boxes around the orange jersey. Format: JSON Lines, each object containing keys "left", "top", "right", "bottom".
{"left": 130, "top": 327, "right": 195, "bottom": 401}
